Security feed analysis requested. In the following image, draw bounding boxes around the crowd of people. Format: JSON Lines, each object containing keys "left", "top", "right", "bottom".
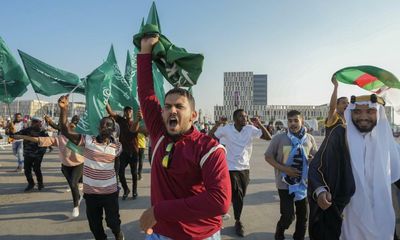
{"left": 1, "top": 35, "right": 400, "bottom": 240}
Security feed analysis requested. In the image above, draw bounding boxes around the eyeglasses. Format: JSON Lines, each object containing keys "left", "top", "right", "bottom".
{"left": 162, "top": 142, "right": 175, "bottom": 168}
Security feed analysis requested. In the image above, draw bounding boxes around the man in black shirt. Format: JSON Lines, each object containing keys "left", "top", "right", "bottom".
{"left": 106, "top": 104, "right": 142, "bottom": 200}
{"left": 14, "top": 117, "right": 48, "bottom": 192}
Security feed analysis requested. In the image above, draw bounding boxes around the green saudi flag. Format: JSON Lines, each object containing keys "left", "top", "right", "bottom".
{"left": 152, "top": 63, "right": 165, "bottom": 106}
{"left": 124, "top": 49, "right": 141, "bottom": 112}
{"left": 106, "top": 45, "right": 139, "bottom": 112}
{"left": 0, "top": 37, "right": 29, "bottom": 103}
{"left": 130, "top": 47, "right": 165, "bottom": 107}
{"left": 133, "top": 2, "right": 204, "bottom": 88}
{"left": 75, "top": 52, "right": 114, "bottom": 136}
{"left": 335, "top": 66, "right": 400, "bottom": 92}
{"left": 18, "top": 50, "right": 85, "bottom": 96}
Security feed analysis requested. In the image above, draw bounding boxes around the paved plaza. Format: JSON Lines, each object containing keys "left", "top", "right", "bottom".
{"left": 1, "top": 137, "right": 321, "bottom": 240}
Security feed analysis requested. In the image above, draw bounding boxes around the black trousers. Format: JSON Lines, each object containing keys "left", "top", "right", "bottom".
{"left": 138, "top": 148, "right": 145, "bottom": 175}
{"left": 229, "top": 170, "right": 250, "bottom": 221}
{"left": 84, "top": 192, "right": 121, "bottom": 240}
{"left": 61, "top": 164, "right": 83, "bottom": 207}
{"left": 24, "top": 155, "right": 44, "bottom": 185}
{"left": 118, "top": 151, "right": 138, "bottom": 194}
{"left": 276, "top": 189, "right": 308, "bottom": 240}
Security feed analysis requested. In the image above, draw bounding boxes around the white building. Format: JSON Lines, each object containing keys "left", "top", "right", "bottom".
{"left": 0, "top": 100, "right": 85, "bottom": 119}
{"left": 214, "top": 71, "right": 394, "bottom": 125}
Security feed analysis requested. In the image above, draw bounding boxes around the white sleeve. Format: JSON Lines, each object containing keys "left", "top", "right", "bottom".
{"left": 214, "top": 125, "right": 225, "bottom": 139}
{"left": 252, "top": 125, "right": 262, "bottom": 139}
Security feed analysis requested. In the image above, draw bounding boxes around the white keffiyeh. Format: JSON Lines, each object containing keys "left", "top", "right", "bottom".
{"left": 341, "top": 101, "right": 400, "bottom": 240}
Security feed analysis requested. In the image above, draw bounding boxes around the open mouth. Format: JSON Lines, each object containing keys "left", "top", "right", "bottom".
{"left": 168, "top": 116, "right": 178, "bottom": 129}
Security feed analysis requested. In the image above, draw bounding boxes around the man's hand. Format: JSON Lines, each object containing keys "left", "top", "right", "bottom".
{"left": 283, "top": 166, "right": 301, "bottom": 177}
{"left": 44, "top": 115, "right": 52, "bottom": 123}
{"left": 317, "top": 191, "right": 332, "bottom": 210}
{"left": 251, "top": 116, "right": 262, "bottom": 127}
{"left": 58, "top": 95, "right": 69, "bottom": 110}
{"left": 139, "top": 207, "right": 157, "bottom": 232}
{"left": 140, "top": 36, "right": 159, "bottom": 54}
{"left": 331, "top": 74, "right": 338, "bottom": 87}
{"left": 137, "top": 110, "right": 143, "bottom": 121}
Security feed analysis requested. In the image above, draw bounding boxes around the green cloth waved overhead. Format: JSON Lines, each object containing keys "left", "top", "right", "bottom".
{"left": 75, "top": 53, "right": 114, "bottom": 136}
{"left": 18, "top": 50, "right": 84, "bottom": 96}
{"left": 335, "top": 65, "right": 400, "bottom": 92}
{"left": 133, "top": 2, "right": 204, "bottom": 88}
{"left": 106, "top": 45, "right": 139, "bottom": 112}
{"left": 0, "top": 37, "right": 29, "bottom": 103}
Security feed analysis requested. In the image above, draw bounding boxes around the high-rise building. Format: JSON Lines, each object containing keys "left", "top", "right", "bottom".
{"left": 215, "top": 71, "right": 268, "bottom": 121}
{"left": 214, "top": 72, "right": 394, "bottom": 126}
{"left": 253, "top": 74, "right": 268, "bottom": 106}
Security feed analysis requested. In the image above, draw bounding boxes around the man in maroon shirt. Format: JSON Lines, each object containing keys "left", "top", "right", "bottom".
{"left": 137, "top": 36, "right": 231, "bottom": 240}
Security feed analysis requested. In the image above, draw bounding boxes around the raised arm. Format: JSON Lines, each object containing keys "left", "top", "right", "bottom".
{"left": 106, "top": 104, "right": 118, "bottom": 119}
{"left": 58, "top": 95, "right": 81, "bottom": 145}
{"left": 327, "top": 74, "right": 338, "bottom": 125}
{"left": 137, "top": 36, "right": 165, "bottom": 143}
{"left": 252, "top": 117, "right": 272, "bottom": 140}
{"left": 129, "top": 110, "right": 143, "bottom": 133}
{"left": 12, "top": 135, "right": 39, "bottom": 143}
{"left": 208, "top": 117, "right": 227, "bottom": 139}
{"left": 44, "top": 115, "right": 60, "bottom": 130}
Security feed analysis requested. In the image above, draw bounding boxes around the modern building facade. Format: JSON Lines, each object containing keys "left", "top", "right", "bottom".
{"left": 214, "top": 71, "right": 394, "bottom": 126}
{"left": 0, "top": 100, "right": 85, "bottom": 119}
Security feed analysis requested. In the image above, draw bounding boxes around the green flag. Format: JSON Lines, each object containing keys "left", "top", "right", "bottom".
{"left": 75, "top": 53, "right": 114, "bottom": 136}
{"left": 107, "top": 45, "right": 139, "bottom": 112}
{"left": 18, "top": 50, "right": 84, "bottom": 96}
{"left": 335, "top": 65, "right": 400, "bottom": 92}
{"left": 128, "top": 47, "right": 165, "bottom": 107}
{"left": 152, "top": 63, "right": 165, "bottom": 106}
{"left": 124, "top": 49, "right": 140, "bottom": 112}
{"left": 0, "top": 37, "right": 29, "bottom": 103}
{"left": 133, "top": 2, "right": 204, "bottom": 88}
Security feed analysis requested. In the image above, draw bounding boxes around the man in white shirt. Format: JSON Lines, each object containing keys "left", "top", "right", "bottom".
{"left": 209, "top": 109, "right": 271, "bottom": 237}
{"left": 6, "top": 113, "right": 27, "bottom": 172}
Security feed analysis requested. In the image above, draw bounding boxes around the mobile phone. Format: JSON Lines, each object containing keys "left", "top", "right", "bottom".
{"left": 250, "top": 117, "right": 257, "bottom": 122}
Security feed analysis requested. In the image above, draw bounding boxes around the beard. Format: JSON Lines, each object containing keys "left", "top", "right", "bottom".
{"left": 352, "top": 118, "right": 377, "bottom": 133}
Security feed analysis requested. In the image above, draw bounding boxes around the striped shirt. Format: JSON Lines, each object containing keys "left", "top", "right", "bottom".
{"left": 78, "top": 135, "right": 122, "bottom": 195}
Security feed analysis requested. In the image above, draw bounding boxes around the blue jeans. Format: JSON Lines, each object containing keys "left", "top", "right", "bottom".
{"left": 145, "top": 230, "right": 221, "bottom": 240}
{"left": 12, "top": 141, "right": 24, "bottom": 167}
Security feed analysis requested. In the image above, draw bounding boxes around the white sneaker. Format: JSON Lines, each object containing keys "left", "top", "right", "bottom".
{"left": 78, "top": 183, "right": 83, "bottom": 191}
{"left": 222, "top": 213, "right": 231, "bottom": 221}
{"left": 72, "top": 207, "right": 79, "bottom": 218}
{"left": 66, "top": 186, "right": 71, "bottom": 192}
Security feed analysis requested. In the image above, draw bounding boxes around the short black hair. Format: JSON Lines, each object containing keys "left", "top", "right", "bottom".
{"left": 100, "top": 116, "right": 115, "bottom": 131}
{"left": 233, "top": 109, "right": 245, "bottom": 120}
{"left": 287, "top": 110, "right": 302, "bottom": 118}
{"left": 123, "top": 106, "right": 133, "bottom": 112}
{"left": 165, "top": 88, "right": 195, "bottom": 110}
{"left": 14, "top": 113, "right": 22, "bottom": 117}
{"left": 337, "top": 96, "right": 348, "bottom": 104}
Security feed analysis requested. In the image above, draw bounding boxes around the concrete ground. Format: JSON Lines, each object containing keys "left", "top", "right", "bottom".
{"left": 0, "top": 137, "right": 321, "bottom": 240}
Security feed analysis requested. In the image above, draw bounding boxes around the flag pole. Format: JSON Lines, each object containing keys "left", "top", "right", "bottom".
{"left": 68, "top": 83, "right": 81, "bottom": 96}
{"left": 2, "top": 79, "right": 12, "bottom": 118}
{"left": 34, "top": 91, "right": 44, "bottom": 118}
